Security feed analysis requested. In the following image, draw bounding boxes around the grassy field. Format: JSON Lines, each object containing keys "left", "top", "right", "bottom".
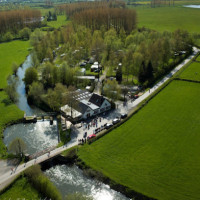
{"left": 196, "top": 55, "right": 200, "bottom": 62}
{"left": 0, "top": 40, "right": 30, "bottom": 89}
{"left": 179, "top": 61, "right": 200, "bottom": 81}
{"left": 78, "top": 80, "right": 200, "bottom": 200}
{"left": 0, "top": 177, "right": 41, "bottom": 199}
{"left": 136, "top": 6, "right": 200, "bottom": 33}
{"left": 47, "top": 15, "right": 68, "bottom": 28}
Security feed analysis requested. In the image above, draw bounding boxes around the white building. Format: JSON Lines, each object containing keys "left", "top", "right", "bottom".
{"left": 61, "top": 92, "right": 111, "bottom": 122}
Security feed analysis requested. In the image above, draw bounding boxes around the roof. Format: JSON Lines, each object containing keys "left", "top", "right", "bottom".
{"left": 80, "top": 99, "right": 99, "bottom": 110}
{"left": 77, "top": 101, "right": 90, "bottom": 114}
{"left": 89, "top": 93, "right": 106, "bottom": 107}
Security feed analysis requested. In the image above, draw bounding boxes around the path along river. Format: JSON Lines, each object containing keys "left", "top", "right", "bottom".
{"left": 3, "top": 55, "right": 129, "bottom": 200}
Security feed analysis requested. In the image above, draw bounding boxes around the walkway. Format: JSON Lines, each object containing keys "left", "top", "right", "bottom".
{"left": 0, "top": 47, "right": 199, "bottom": 191}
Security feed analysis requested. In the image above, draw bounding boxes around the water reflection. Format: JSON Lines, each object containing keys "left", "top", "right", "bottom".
{"left": 184, "top": 5, "right": 200, "bottom": 8}
{"left": 4, "top": 120, "right": 58, "bottom": 155}
{"left": 45, "top": 165, "right": 130, "bottom": 200}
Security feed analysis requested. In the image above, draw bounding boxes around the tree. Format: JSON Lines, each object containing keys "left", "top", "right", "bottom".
{"left": 28, "top": 82, "right": 44, "bottom": 105}
{"left": 12, "top": 62, "right": 18, "bottom": 76}
{"left": 103, "top": 79, "right": 121, "bottom": 103}
{"left": 64, "top": 86, "right": 79, "bottom": 118}
{"left": 116, "top": 64, "right": 122, "bottom": 83}
{"left": 19, "top": 27, "right": 31, "bottom": 40}
{"left": 24, "top": 67, "right": 38, "bottom": 87}
{"left": 5, "top": 75, "right": 19, "bottom": 103}
{"left": 9, "top": 138, "right": 26, "bottom": 156}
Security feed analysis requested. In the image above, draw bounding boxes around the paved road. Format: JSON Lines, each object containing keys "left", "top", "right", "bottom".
{"left": 0, "top": 47, "right": 199, "bottom": 191}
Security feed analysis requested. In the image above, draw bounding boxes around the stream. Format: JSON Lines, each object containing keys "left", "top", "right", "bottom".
{"left": 3, "top": 54, "right": 129, "bottom": 200}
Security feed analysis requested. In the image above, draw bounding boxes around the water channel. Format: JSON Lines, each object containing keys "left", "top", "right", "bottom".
{"left": 3, "top": 55, "right": 129, "bottom": 200}
{"left": 183, "top": 5, "right": 200, "bottom": 9}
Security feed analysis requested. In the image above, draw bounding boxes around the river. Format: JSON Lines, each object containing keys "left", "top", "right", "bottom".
{"left": 3, "top": 55, "right": 129, "bottom": 200}
{"left": 183, "top": 5, "right": 200, "bottom": 9}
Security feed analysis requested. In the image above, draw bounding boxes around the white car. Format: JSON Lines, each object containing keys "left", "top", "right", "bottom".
{"left": 112, "top": 118, "right": 120, "bottom": 125}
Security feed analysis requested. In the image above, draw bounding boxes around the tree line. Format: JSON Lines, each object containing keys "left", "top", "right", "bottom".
{"left": 55, "top": 0, "right": 125, "bottom": 16}
{"left": 72, "top": 8, "right": 137, "bottom": 34}
{"left": 151, "top": 0, "right": 175, "bottom": 7}
{"left": 0, "top": 9, "right": 41, "bottom": 41}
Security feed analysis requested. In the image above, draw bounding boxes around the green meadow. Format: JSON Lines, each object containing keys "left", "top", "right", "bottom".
{"left": 0, "top": 40, "right": 30, "bottom": 89}
{"left": 196, "top": 55, "right": 200, "bottom": 62}
{"left": 47, "top": 15, "right": 68, "bottom": 28}
{"left": 0, "top": 177, "right": 41, "bottom": 199}
{"left": 179, "top": 61, "right": 200, "bottom": 81}
{"left": 136, "top": 6, "right": 200, "bottom": 33}
{"left": 78, "top": 80, "right": 200, "bottom": 200}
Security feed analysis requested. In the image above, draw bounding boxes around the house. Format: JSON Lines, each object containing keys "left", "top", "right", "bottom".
{"left": 61, "top": 92, "right": 111, "bottom": 122}
{"left": 89, "top": 93, "right": 111, "bottom": 114}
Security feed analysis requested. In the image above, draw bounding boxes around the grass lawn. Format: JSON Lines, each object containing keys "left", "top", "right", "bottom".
{"left": 179, "top": 62, "right": 200, "bottom": 81}
{"left": 0, "top": 92, "right": 24, "bottom": 157}
{"left": 47, "top": 15, "right": 68, "bottom": 28}
{"left": 0, "top": 176, "right": 41, "bottom": 199}
{"left": 136, "top": 6, "right": 200, "bottom": 33}
{"left": 0, "top": 40, "right": 30, "bottom": 89}
{"left": 78, "top": 80, "right": 200, "bottom": 200}
{"left": 196, "top": 55, "right": 200, "bottom": 62}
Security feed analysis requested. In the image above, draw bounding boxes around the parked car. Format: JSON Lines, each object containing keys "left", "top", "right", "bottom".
{"left": 106, "top": 123, "right": 113, "bottom": 129}
{"left": 134, "top": 94, "right": 139, "bottom": 99}
{"left": 87, "top": 134, "right": 96, "bottom": 139}
{"left": 121, "top": 113, "right": 127, "bottom": 119}
{"left": 112, "top": 118, "right": 120, "bottom": 125}
{"left": 80, "top": 62, "right": 86, "bottom": 66}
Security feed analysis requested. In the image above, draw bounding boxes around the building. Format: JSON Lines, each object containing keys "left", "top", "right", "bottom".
{"left": 61, "top": 91, "right": 111, "bottom": 122}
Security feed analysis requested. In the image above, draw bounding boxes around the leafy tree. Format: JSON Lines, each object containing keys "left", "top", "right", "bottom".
{"left": 116, "top": 64, "right": 122, "bottom": 83}
{"left": 9, "top": 138, "right": 26, "bottom": 156}
{"left": 12, "top": 62, "right": 18, "bottom": 76}
{"left": 28, "top": 82, "right": 44, "bottom": 105}
{"left": 5, "top": 75, "right": 19, "bottom": 103}
{"left": 24, "top": 67, "right": 38, "bottom": 87}
{"left": 3, "top": 32, "right": 13, "bottom": 42}
{"left": 19, "top": 27, "right": 31, "bottom": 40}
{"left": 103, "top": 79, "right": 121, "bottom": 103}
{"left": 31, "top": 51, "right": 40, "bottom": 68}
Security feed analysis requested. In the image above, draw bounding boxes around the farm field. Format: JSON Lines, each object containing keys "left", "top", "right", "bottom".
{"left": 0, "top": 40, "right": 30, "bottom": 89}
{"left": 78, "top": 80, "right": 200, "bottom": 200}
{"left": 136, "top": 6, "right": 200, "bottom": 33}
{"left": 0, "top": 177, "right": 41, "bottom": 199}
{"left": 179, "top": 62, "right": 200, "bottom": 81}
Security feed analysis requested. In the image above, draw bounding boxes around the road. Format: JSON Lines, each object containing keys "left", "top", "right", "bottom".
{"left": 0, "top": 47, "right": 199, "bottom": 191}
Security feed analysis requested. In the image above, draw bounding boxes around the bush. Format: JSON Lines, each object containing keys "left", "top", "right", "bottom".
{"left": 25, "top": 165, "right": 62, "bottom": 200}
{"left": 3, "top": 32, "right": 13, "bottom": 42}
{"left": 19, "top": 27, "right": 31, "bottom": 40}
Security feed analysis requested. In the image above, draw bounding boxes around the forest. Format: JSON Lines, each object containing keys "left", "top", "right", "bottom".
{"left": 0, "top": 9, "right": 41, "bottom": 41}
